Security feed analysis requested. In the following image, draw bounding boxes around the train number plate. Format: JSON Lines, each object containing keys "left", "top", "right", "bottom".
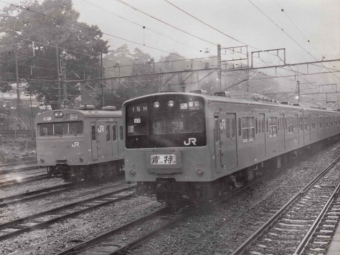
{"left": 150, "top": 154, "right": 176, "bottom": 165}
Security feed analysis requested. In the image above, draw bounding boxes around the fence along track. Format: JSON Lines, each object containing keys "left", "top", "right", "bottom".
{"left": 231, "top": 155, "right": 340, "bottom": 255}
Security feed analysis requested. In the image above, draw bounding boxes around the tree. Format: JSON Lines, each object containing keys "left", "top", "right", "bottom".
{"left": 101, "top": 47, "right": 159, "bottom": 109}
{"left": 0, "top": 0, "right": 108, "bottom": 109}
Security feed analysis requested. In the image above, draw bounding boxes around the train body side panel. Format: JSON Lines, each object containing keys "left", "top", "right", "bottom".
{"left": 124, "top": 93, "right": 340, "bottom": 185}
{"left": 36, "top": 111, "right": 123, "bottom": 167}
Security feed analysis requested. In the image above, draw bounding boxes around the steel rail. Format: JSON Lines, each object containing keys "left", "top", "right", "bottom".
{"left": 0, "top": 186, "right": 135, "bottom": 241}
{"left": 56, "top": 180, "right": 261, "bottom": 255}
{"left": 0, "top": 165, "right": 39, "bottom": 175}
{"left": 0, "top": 161, "right": 36, "bottom": 168}
{"left": 0, "top": 174, "right": 48, "bottom": 188}
{"left": 0, "top": 183, "right": 74, "bottom": 207}
{"left": 293, "top": 182, "right": 340, "bottom": 255}
{"left": 56, "top": 207, "right": 170, "bottom": 255}
{"left": 231, "top": 154, "right": 340, "bottom": 255}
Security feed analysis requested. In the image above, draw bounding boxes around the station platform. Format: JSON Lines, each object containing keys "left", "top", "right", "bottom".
{"left": 327, "top": 222, "right": 340, "bottom": 255}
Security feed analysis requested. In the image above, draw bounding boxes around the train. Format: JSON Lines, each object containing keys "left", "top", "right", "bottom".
{"left": 123, "top": 90, "right": 340, "bottom": 204}
{"left": 35, "top": 105, "right": 124, "bottom": 181}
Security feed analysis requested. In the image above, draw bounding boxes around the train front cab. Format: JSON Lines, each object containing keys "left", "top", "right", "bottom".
{"left": 124, "top": 93, "right": 216, "bottom": 202}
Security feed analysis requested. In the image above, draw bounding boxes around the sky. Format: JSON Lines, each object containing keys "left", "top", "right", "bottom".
{"left": 1, "top": 0, "right": 340, "bottom": 97}
{"left": 1, "top": 0, "right": 339, "bottom": 63}
{"left": 68, "top": 0, "right": 340, "bottom": 63}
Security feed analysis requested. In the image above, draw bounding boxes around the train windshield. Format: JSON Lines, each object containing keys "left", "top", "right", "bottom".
{"left": 38, "top": 121, "right": 83, "bottom": 136}
{"left": 126, "top": 95, "right": 206, "bottom": 148}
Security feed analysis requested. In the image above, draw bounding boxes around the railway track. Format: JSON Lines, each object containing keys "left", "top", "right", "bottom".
{"left": 0, "top": 160, "right": 36, "bottom": 168}
{"left": 231, "top": 155, "right": 340, "bottom": 255}
{"left": 0, "top": 183, "right": 73, "bottom": 208}
{"left": 56, "top": 206, "right": 188, "bottom": 255}
{"left": 54, "top": 160, "right": 313, "bottom": 255}
{"left": 0, "top": 185, "right": 135, "bottom": 242}
{"left": 0, "top": 163, "right": 39, "bottom": 175}
{"left": 0, "top": 174, "right": 48, "bottom": 188}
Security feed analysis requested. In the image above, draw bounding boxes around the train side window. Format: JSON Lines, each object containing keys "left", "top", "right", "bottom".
{"left": 226, "top": 118, "right": 230, "bottom": 138}
{"left": 91, "top": 126, "right": 96, "bottom": 140}
{"left": 242, "top": 117, "right": 255, "bottom": 142}
{"left": 255, "top": 118, "right": 258, "bottom": 134}
{"left": 106, "top": 125, "right": 110, "bottom": 141}
{"left": 258, "top": 118, "right": 261, "bottom": 133}
{"left": 119, "top": 126, "right": 124, "bottom": 140}
{"left": 69, "top": 122, "right": 83, "bottom": 135}
{"left": 287, "top": 117, "right": 293, "bottom": 134}
{"left": 269, "top": 117, "right": 278, "bottom": 137}
{"left": 238, "top": 118, "right": 241, "bottom": 137}
{"left": 283, "top": 118, "right": 287, "bottom": 130}
{"left": 38, "top": 123, "right": 53, "bottom": 136}
{"left": 112, "top": 125, "right": 117, "bottom": 141}
{"left": 231, "top": 118, "right": 235, "bottom": 137}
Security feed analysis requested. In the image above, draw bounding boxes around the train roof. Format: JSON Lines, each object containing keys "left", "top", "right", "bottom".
{"left": 123, "top": 92, "right": 339, "bottom": 114}
{"left": 36, "top": 108, "right": 122, "bottom": 122}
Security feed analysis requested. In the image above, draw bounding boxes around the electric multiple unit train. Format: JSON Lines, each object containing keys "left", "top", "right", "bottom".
{"left": 122, "top": 91, "right": 340, "bottom": 203}
{"left": 36, "top": 106, "right": 124, "bottom": 181}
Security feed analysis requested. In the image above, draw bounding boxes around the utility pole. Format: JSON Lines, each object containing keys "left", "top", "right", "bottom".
{"left": 60, "top": 52, "right": 67, "bottom": 108}
{"left": 56, "top": 46, "right": 61, "bottom": 108}
{"left": 100, "top": 52, "right": 104, "bottom": 107}
{"left": 246, "top": 46, "right": 249, "bottom": 92}
{"left": 297, "top": 80, "right": 300, "bottom": 102}
{"left": 217, "top": 44, "right": 222, "bottom": 91}
{"left": 14, "top": 49, "right": 20, "bottom": 119}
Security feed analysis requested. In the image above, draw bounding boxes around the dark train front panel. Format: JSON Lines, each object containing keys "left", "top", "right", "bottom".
{"left": 36, "top": 108, "right": 124, "bottom": 181}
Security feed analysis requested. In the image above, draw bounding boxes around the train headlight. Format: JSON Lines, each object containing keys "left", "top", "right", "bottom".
{"left": 54, "top": 111, "right": 64, "bottom": 118}
{"left": 168, "top": 100, "right": 174, "bottom": 107}
{"left": 130, "top": 170, "right": 136, "bottom": 176}
{"left": 153, "top": 101, "right": 160, "bottom": 108}
{"left": 196, "top": 169, "right": 204, "bottom": 176}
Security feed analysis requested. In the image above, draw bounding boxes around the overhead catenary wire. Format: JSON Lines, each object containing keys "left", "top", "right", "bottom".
{"left": 164, "top": 0, "right": 248, "bottom": 47}
{"left": 80, "top": 0, "right": 203, "bottom": 52}
{"left": 0, "top": 0, "right": 189, "bottom": 60}
{"left": 273, "top": 0, "right": 325, "bottom": 59}
{"left": 115, "top": 0, "right": 217, "bottom": 46}
{"left": 247, "top": 0, "right": 340, "bottom": 81}
{"left": 1, "top": 0, "right": 337, "bottom": 103}
{"left": 162, "top": 0, "right": 315, "bottom": 86}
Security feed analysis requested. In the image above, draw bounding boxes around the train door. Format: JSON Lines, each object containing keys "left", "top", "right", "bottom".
{"left": 111, "top": 122, "right": 119, "bottom": 158}
{"left": 279, "top": 114, "right": 285, "bottom": 151}
{"left": 225, "top": 113, "right": 237, "bottom": 170}
{"left": 304, "top": 115, "right": 310, "bottom": 144}
{"left": 97, "top": 121, "right": 107, "bottom": 160}
{"left": 118, "top": 125, "right": 124, "bottom": 157}
{"left": 214, "top": 114, "right": 222, "bottom": 171}
{"left": 298, "top": 115, "right": 304, "bottom": 146}
{"left": 91, "top": 122, "right": 98, "bottom": 160}
{"left": 258, "top": 113, "right": 266, "bottom": 157}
